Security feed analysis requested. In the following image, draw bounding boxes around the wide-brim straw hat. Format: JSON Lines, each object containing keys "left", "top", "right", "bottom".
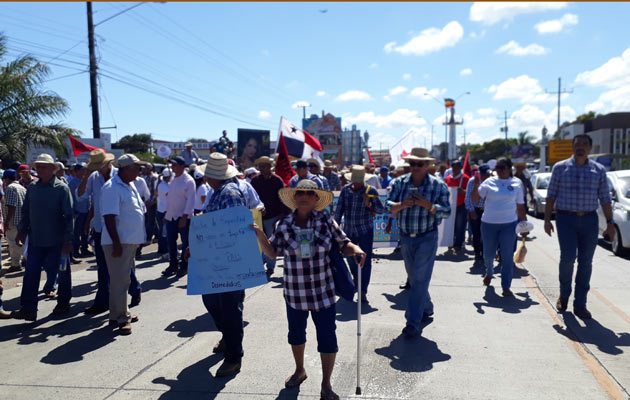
{"left": 31, "top": 153, "right": 59, "bottom": 173}
{"left": 344, "top": 165, "right": 367, "bottom": 183}
{"left": 403, "top": 147, "right": 436, "bottom": 162}
{"left": 203, "top": 152, "right": 239, "bottom": 180}
{"left": 254, "top": 156, "right": 273, "bottom": 166}
{"left": 279, "top": 179, "right": 333, "bottom": 211}
{"left": 87, "top": 149, "right": 115, "bottom": 170}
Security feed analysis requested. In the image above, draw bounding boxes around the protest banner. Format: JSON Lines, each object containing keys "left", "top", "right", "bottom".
{"left": 187, "top": 206, "right": 266, "bottom": 295}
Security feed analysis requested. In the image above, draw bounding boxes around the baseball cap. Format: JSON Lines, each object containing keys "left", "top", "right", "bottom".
{"left": 169, "top": 156, "right": 186, "bottom": 166}
{"left": 3, "top": 169, "right": 16, "bottom": 180}
{"left": 295, "top": 160, "right": 308, "bottom": 169}
{"left": 17, "top": 164, "right": 29, "bottom": 172}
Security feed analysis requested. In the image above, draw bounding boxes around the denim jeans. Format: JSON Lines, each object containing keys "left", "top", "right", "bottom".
{"left": 262, "top": 216, "right": 279, "bottom": 271}
{"left": 202, "top": 290, "right": 245, "bottom": 363}
{"left": 470, "top": 208, "right": 484, "bottom": 258}
{"left": 481, "top": 220, "right": 518, "bottom": 289}
{"left": 400, "top": 230, "right": 437, "bottom": 329}
{"left": 92, "top": 231, "right": 141, "bottom": 308}
{"left": 43, "top": 266, "right": 58, "bottom": 294}
{"left": 286, "top": 302, "right": 338, "bottom": 353}
{"left": 145, "top": 203, "right": 157, "bottom": 242}
{"left": 73, "top": 212, "right": 89, "bottom": 254}
{"left": 555, "top": 212, "right": 598, "bottom": 308}
{"left": 347, "top": 230, "right": 374, "bottom": 294}
{"left": 21, "top": 244, "right": 72, "bottom": 312}
{"left": 166, "top": 218, "right": 190, "bottom": 267}
{"left": 453, "top": 204, "right": 467, "bottom": 248}
{"left": 156, "top": 211, "right": 168, "bottom": 255}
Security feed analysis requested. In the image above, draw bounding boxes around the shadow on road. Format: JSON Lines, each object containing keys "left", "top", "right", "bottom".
{"left": 40, "top": 324, "right": 115, "bottom": 364}
{"left": 554, "top": 313, "right": 630, "bottom": 355}
{"left": 165, "top": 314, "right": 217, "bottom": 338}
{"left": 335, "top": 298, "right": 378, "bottom": 322}
{"left": 473, "top": 286, "right": 539, "bottom": 314}
{"left": 373, "top": 250, "right": 403, "bottom": 261}
{"left": 374, "top": 334, "right": 451, "bottom": 372}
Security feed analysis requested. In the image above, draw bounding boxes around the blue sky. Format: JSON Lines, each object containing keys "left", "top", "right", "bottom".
{"left": 2, "top": 2, "right": 630, "bottom": 149}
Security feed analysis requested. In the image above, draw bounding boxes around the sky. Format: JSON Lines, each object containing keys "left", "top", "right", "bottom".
{"left": 2, "top": 2, "right": 630, "bottom": 150}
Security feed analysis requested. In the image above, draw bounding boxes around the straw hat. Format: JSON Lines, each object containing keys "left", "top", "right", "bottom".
{"left": 203, "top": 152, "right": 239, "bottom": 180}
{"left": 324, "top": 160, "right": 333, "bottom": 168}
{"left": 114, "top": 153, "right": 148, "bottom": 169}
{"left": 254, "top": 156, "right": 273, "bottom": 166}
{"left": 403, "top": 147, "right": 435, "bottom": 162}
{"left": 344, "top": 165, "right": 367, "bottom": 183}
{"left": 278, "top": 179, "right": 333, "bottom": 211}
{"left": 87, "top": 149, "right": 115, "bottom": 171}
{"left": 31, "top": 153, "right": 59, "bottom": 173}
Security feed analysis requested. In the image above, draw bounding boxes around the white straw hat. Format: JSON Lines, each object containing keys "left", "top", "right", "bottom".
{"left": 278, "top": 179, "right": 333, "bottom": 211}
{"left": 31, "top": 153, "right": 59, "bottom": 173}
{"left": 203, "top": 152, "right": 239, "bottom": 180}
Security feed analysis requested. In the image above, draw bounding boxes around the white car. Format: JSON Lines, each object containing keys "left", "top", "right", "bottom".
{"left": 529, "top": 172, "right": 552, "bottom": 218}
{"left": 597, "top": 170, "right": 630, "bottom": 256}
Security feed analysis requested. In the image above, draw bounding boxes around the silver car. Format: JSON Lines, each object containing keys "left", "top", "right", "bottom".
{"left": 529, "top": 172, "right": 552, "bottom": 218}
{"left": 597, "top": 170, "right": 630, "bottom": 256}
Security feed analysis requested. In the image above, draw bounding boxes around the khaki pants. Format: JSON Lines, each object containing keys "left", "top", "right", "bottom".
{"left": 6, "top": 225, "right": 23, "bottom": 267}
{"left": 103, "top": 244, "right": 138, "bottom": 324}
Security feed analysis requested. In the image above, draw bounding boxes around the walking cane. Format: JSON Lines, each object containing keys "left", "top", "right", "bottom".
{"left": 356, "top": 255, "right": 362, "bottom": 395}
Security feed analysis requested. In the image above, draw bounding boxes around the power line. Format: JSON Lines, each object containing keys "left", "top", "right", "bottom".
{"left": 44, "top": 70, "right": 88, "bottom": 83}
{"left": 545, "top": 77, "right": 573, "bottom": 134}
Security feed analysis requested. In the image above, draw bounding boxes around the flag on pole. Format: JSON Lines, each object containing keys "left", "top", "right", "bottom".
{"left": 363, "top": 148, "right": 374, "bottom": 164}
{"left": 68, "top": 134, "right": 101, "bottom": 156}
{"left": 444, "top": 98, "right": 455, "bottom": 108}
{"left": 277, "top": 117, "right": 323, "bottom": 163}
{"left": 275, "top": 133, "right": 296, "bottom": 186}
{"left": 462, "top": 150, "right": 472, "bottom": 177}
{"left": 389, "top": 127, "right": 422, "bottom": 167}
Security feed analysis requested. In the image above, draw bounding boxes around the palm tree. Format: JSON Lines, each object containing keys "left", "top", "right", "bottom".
{"left": 0, "top": 34, "right": 77, "bottom": 163}
{"left": 517, "top": 131, "right": 535, "bottom": 146}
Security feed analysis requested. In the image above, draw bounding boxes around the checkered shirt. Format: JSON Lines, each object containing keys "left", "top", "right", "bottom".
{"left": 203, "top": 182, "right": 245, "bottom": 213}
{"left": 547, "top": 157, "right": 611, "bottom": 212}
{"left": 4, "top": 182, "right": 26, "bottom": 228}
{"left": 289, "top": 173, "right": 324, "bottom": 189}
{"left": 386, "top": 173, "right": 451, "bottom": 235}
{"left": 324, "top": 172, "right": 341, "bottom": 190}
{"left": 270, "top": 210, "right": 350, "bottom": 311}
{"left": 465, "top": 176, "right": 485, "bottom": 211}
{"left": 334, "top": 184, "right": 385, "bottom": 236}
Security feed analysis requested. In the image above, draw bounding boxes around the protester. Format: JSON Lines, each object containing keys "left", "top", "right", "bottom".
{"left": 101, "top": 154, "right": 147, "bottom": 335}
{"left": 17, "top": 164, "right": 34, "bottom": 188}
{"left": 323, "top": 160, "right": 341, "bottom": 191}
{"left": 3, "top": 169, "right": 26, "bottom": 272}
{"left": 244, "top": 167, "right": 259, "bottom": 183}
{"left": 70, "top": 163, "right": 91, "bottom": 258}
{"left": 12, "top": 154, "right": 74, "bottom": 321}
{"left": 465, "top": 164, "right": 491, "bottom": 265}
{"left": 544, "top": 134, "right": 614, "bottom": 319}
{"left": 289, "top": 160, "right": 324, "bottom": 189}
{"left": 443, "top": 160, "right": 470, "bottom": 255}
{"left": 386, "top": 148, "right": 451, "bottom": 338}
{"left": 156, "top": 168, "right": 171, "bottom": 260}
{"left": 471, "top": 158, "right": 528, "bottom": 296}
{"left": 252, "top": 179, "right": 366, "bottom": 399}
{"left": 132, "top": 173, "right": 151, "bottom": 260}
{"left": 193, "top": 169, "right": 210, "bottom": 215}
{"left": 162, "top": 156, "right": 195, "bottom": 277}
{"left": 363, "top": 163, "right": 382, "bottom": 189}
{"left": 514, "top": 162, "right": 535, "bottom": 208}
{"left": 79, "top": 149, "right": 142, "bottom": 314}
{"left": 379, "top": 166, "right": 392, "bottom": 188}
{"left": 335, "top": 165, "right": 385, "bottom": 303}
{"left": 181, "top": 142, "right": 199, "bottom": 166}
{"left": 250, "top": 156, "right": 288, "bottom": 277}
{"left": 142, "top": 164, "right": 159, "bottom": 246}
{"left": 0, "top": 278, "right": 9, "bottom": 319}
{"left": 307, "top": 158, "right": 330, "bottom": 190}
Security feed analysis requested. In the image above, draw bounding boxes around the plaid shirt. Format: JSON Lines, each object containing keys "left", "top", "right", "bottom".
{"left": 386, "top": 173, "right": 451, "bottom": 235}
{"left": 204, "top": 182, "right": 245, "bottom": 213}
{"left": 4, "top": 182, "right": 26, "bottom": 228}
{"left": 547, "top": 157, "right": 610, "bottom": 212}
{"left": 289, "top": 173, "right": 324, "bottom": 189}
{"left": 324, "top": 172, "right": 341, "bottom": 190}
{"left": 334, "top": 184, "right": 385, "bottom": 236}
{"left": 465, "top": 176, "right": 485, "bottom": 211}
{"left": 270, "top": 210, "right": 350, "bottom": 311}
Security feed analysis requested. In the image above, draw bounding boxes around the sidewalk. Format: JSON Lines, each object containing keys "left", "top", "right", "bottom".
{"left": 0, "top": 244, "right": 621, "bottom": 399}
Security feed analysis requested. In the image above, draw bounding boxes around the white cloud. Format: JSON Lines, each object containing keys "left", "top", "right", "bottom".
{"left": 317, "top": 91, "right": 326, "bottom": 97}
{"left": 463, "top": 112, "right": 498, "bottom": 129}
{"left": 402, "top": 73, "right": 412, "bottom": 80}
{"left": 335, "top": 90, "right": 373, "bottom": 102}
{"left": 369, "top": 63, "right": 378, "bottom": 69}
{"left": 371, "top": 132, "right": 398, "bottom": 145}
{"left": 460, "top": 68, "right": 472, "bottom": 76}
{"left": 508, "top": 104, "right": 576, "bottom": 138}
{"left": 345, "top": 109, "right": 427, "bottom": 129}
{"left": 384, "top": 21, "right": 464, "bottom": 56}
{"left": 584, "top": 85, "right": 630, "bottom": 113}
{"left": 477, "top": 107, "right": 497, "bottom": 116}
{"left": 257, "top": 110, "right": 271, "bottom": 120}
{"left": 470, "top": 2, "right": 568, "bottom": 25}
{"left": 496, "top": 40, "right": 548, "bottom": 56}
{"left": 384, "top": 86, "right": 408, "bottom": 102}
{"left": 409, "top": 87, "right": 446, "bottom": 99}
{"left": 487, "top": 74, "right": 565, "bottom": 103}
{"left": 575, "top": 48, "right": 630, "bottom": 89}
{"left": 534, "top": 13, "right": 578, "bottom": 34}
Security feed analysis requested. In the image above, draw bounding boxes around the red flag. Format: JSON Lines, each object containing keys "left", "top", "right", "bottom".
{"left": 367, "top": 148, "right": 374, "bottom": 164}
{"left": 276, "top": 133, "right": 296, "bottom": 186}
{"left": 462, "top": 151, "right": 472, "bottom": 178}
{"left": 68, "top": 134, "right": 101, "bottom": 156}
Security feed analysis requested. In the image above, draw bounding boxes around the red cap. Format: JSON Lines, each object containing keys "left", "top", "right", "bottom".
{"left": 17, "top": 164, "right": 29, "bottom": 172}
{"left": 227, "top": 159, "right": 235, "bottom": 166}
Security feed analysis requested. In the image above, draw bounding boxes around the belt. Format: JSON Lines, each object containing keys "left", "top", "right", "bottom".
{"left": 402, "top": 228, "right": 436, "bottom": 238}
{"left": 556, "top": 210, "right": 596, "bottom": 216}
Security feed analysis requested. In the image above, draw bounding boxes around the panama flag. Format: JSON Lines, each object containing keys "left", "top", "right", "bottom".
{"left": 277, "top": 117, "right": 323, "bottom": 162}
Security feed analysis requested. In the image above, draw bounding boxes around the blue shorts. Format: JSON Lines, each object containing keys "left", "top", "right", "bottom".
{"left": 285, "top": 302, "right": 338, "bottom": 353}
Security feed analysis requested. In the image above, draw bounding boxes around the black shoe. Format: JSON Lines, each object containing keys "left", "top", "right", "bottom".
{"left": 11, "top": 309, "right": 37, "bottom": 321}
{"left": 80, "top": 249, "right": 94, "bottom": 257}
{"left": 162, "top": 265, "right": 178, "bottom": 276}
{"left": 52, "top": 303, "right": 70, "bottom": 316}
{"left": 399, "top": 281, "right": 411, "bottom": 290}
{"left": 70, "top": 257, "right": 80, "bottom": 264}
{"left": 213, "top": 339, "right": 226, "bottom": 353}
{"left": 402, "top": 325, "right": 420, "bottom": 339}
{"left": 130, "top": 293, "right": 142, "bottom": 308}
{"left": 360, "top": 292, "right": 368, "bottom": 304}
{"left": 574, "top": 307, "right": 592, "bottom": 320}
{"left": 176, "top": 266, "right": 188, "bottom": 277}
{"left": 215, "top": 360, "right": 241, "bottom": 377}
{"left": 84, "top": 305, "right": 108, "bottom": 314}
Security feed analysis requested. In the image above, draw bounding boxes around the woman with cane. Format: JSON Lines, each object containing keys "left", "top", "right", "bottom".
{"left": 252, "top": 179, "right": 366, "bottom": 400}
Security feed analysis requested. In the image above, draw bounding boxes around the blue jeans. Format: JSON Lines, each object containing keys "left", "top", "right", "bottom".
{"left": 555, "top": 212, "right": 598, "bottom": 308}
{"left": 262, "top": 217, "right": 279, "bottom": 271}
{"left": 21, "top": 244, "right": 72, "bottom": 312}
{"left": 481, "top": 220, "right": 518, "bottom": 289}
{"left": 286, "top": 302, "right": 338, "bottom": 353}
{"left": 400, "top": 230, "right": 437, "bottom": 329}
{"left": 202, "top": 290, "right": 245, "bottom": 363}
{"left": 156, "top": 211, "right": 168, "bottom": 255}
{"left": 166, "top": 218, "right": 190, "bottom": 267}
{"left": 73, "top": 212, "right": 89, "bottom": 254}
{"left": 347, "top": 230, "right": 374, "bottom": 294}
{"left": 453, "top": 204, "right": 467, "bottom": 248}
{"left": 92, "top": 231, "right": 141, "bottom": 308}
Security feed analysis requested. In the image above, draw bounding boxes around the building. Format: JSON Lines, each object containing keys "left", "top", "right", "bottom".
{"left": 342, "top": 125, "right": 365, "bottom": 166}
{"left": 303, "top": 111, "right": 343, "bottom": 166}
{"left": 370, "top": 149, "right": 391, "bottom": 167}
{"left": 151, "top": 140, "right": 215, "bottom": 161}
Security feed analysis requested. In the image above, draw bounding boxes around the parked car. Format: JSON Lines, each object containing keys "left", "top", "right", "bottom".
{"left": 597, "top": 170, "right": 630, "bottom": 256}
{"left": 529, "top": 172, "right": 552, "bottom": 218}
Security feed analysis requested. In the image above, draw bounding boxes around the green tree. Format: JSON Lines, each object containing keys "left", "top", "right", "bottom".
{"left": 0, "top": 34, "right": 77, "bottom": 162}
{"left": 113, "top": 133, "right": 152, "bottom": 153}
{"left": 517, "top": 131, "right": 535, "bottom": 146}
{"left": 468, "top": 138, "right": 518, "bottom": 162}
{"left": 575, "top": 111, "right": 601, "bottom": 122}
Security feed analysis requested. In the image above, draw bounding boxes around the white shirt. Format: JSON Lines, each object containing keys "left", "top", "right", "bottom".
{"left": 157, "top": 180, "right": 169, "bottom": 213}
{"left": 100, "top": 175, "right": 147, "bottom": 245}
{"left": 194, "top": 183, "right": 210, "bottom": 211}
{"left": 164, "top": 172, "right": 196, "bottom": 221}
{"left": 134, "top": 176, "right": 151, "bottom": 202}
{"left": 82, "top": 166, "right": 118, "bottom": 233}
{"left": 477, "top": 177, "right": 524, "bottom": 224}
{"left": 365, "top": 174, "right": 382, "bottom": 189}
{"left": 237, "top": 179, "right": 264, "bottom": 210}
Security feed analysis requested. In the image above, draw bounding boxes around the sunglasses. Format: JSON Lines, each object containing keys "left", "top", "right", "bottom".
{"left": 295, "top": 190, "right": 316, "bottom": 197}
{"left": 409, "top": 161, "right": 426, "bottom": 167}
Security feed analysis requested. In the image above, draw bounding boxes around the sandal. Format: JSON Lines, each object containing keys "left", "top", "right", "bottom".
{"left": 320, "top": 387, "right": 339, "bottom": 400}
{"left": 284, "top": 372, "right": 307, "bottom": 388}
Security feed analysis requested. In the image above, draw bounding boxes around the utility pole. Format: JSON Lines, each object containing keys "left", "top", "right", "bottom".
{"left": 545, "top": 77, "right": 573, "bottom": 137}
{"left": 87, "top": 2, "right": 100, "bottom": 139}
{"left": 500, "top": 110, "right": 509, "bottom": 156}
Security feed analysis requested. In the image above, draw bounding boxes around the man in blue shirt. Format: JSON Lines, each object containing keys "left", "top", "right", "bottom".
{"left": 69, "top": 163, "right": 92, "bottom": 258}
{"left": 379, "top": 166, "right": 392, "bottom": 188}
{"left": 289, "top": 160, "right": 324, "bottom": 189}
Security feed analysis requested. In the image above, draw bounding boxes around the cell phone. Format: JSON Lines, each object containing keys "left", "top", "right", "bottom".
{"left": 408, "top": 187, "right": 419, "bottom": 198}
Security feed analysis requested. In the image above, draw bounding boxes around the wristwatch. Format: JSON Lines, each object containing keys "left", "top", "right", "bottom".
{"left": 607, "top": 219, "right": 615, "bottom": 225}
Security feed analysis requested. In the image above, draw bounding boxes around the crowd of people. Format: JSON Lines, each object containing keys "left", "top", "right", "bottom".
{"left": 0, "top": 133, "right": 612, "bottom": 400}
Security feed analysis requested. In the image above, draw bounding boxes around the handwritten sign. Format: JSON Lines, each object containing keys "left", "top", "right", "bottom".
{"left": 187, "top": 206, "right": 266, "bottom": 295}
